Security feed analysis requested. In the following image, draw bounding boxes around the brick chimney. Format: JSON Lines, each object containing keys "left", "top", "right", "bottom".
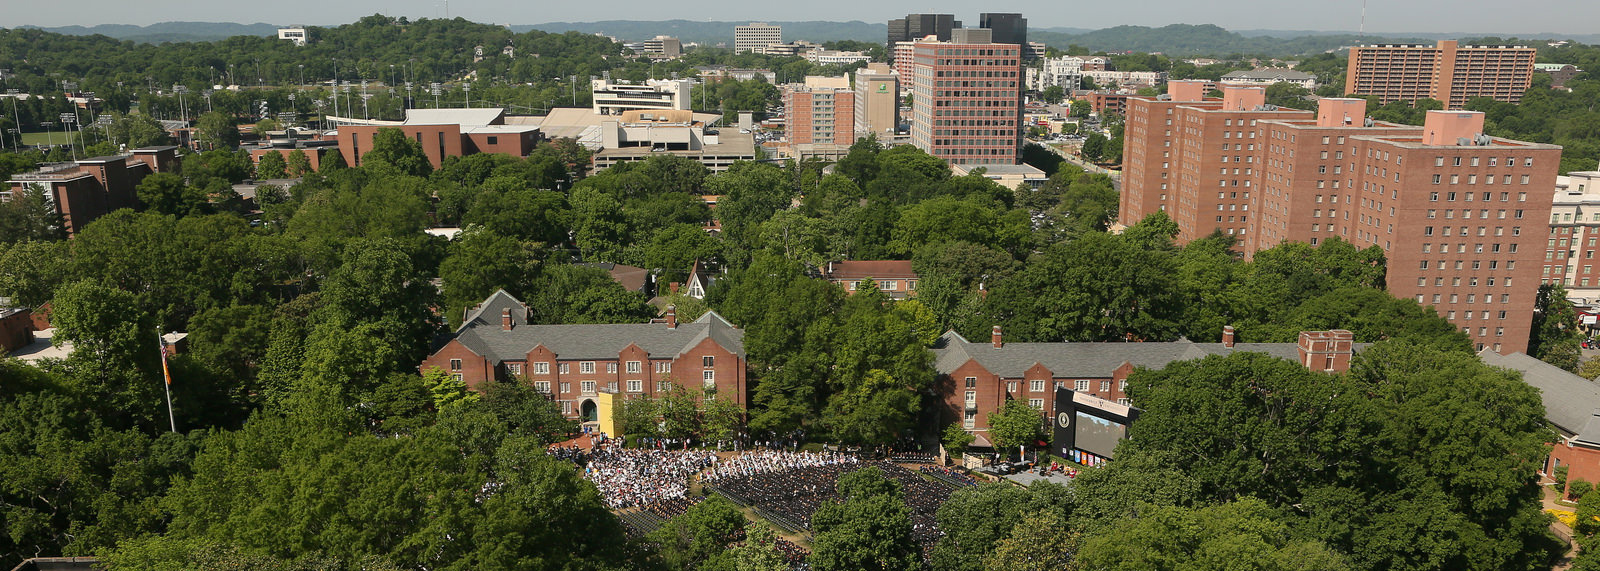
{"left": 991, "top": 325, "right": 1003, "bottom": 348}
{"left": 1222, "top": 325, "right": 1236, "bottom": 348}
{"left": 502, "top": 309, "right": 513, "bottom": 331}
{"left": 1297, "top": 330, "right": 1354, "bottom": 373}
{"left": 665, "top": 305, "right": 677, "bottom": 330}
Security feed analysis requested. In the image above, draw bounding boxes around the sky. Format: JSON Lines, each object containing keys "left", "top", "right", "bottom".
{"left": 1, "top": 0, "right": 1597, "bottom": 36}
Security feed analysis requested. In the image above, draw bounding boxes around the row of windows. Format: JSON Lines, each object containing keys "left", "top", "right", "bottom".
{"left": 459, "top": 357, "right": 717, "bottom": 376}
{"left": 962, "top": 377, "right": 1127, "bottom": 393}
{"left": 1431, "top": 173, "right": 1530, "bottom": 185}
{"left": 1434, "top": 155, "right": 1535, "bottom": 168}
{"left": 532, "top": 376, "right": 716, "bottom": 395}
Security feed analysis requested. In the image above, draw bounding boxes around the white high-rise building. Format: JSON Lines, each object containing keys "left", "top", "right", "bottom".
{"left": 734, "top": 23, "right": 782, "bottom": 54}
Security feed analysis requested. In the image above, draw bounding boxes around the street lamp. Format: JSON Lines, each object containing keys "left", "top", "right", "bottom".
{"left": 298, "top": 64, "right": 305, "bottom": 87}
{"left": 463, "top": 84, "right": 471, "bottom": 108}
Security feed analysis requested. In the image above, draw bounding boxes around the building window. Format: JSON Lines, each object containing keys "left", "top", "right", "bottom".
{"left": 626, "top": 361, "right": 641, "bottom": 374}
{"left": 533, "top": 362, "right": 550, "bottom": 375}
{"left": 449, "top": 359, "right": 462, "bottom": 371}
{"left": 657, "top": 381, "right": 671, "bottom": 392}
{"left": 451, "top": 373, "right": 463, "bottom": 383}
{"left": 1028, "top": 398, "right": 1045, "bottom": 410}
{"left": 1100, "top": 381, "right": 1111, "bottom": 392}
{"left": 606, "top": 362, "right": 617, "bottom": 374}
{"left": 703, "top": 370, "right": 716, "bottom": 387}
{"left": 507, "top": 363, "right": 523, "bottom": 376}
{"left": 581, "top": 380, "right": 596, "bottom": 394}
{"left": 1007, "top": 381, "right": 1019, "bottom": 394}
{"left": 627, "top": 380, "right": 642, "bottom": 393}
{"left": 703, "top": 356, "right": 715, "bottom": 368}
{"left": 1117, "top": 398, "right": 1130, "bottom": 406}
{"left": 560, "top": 363, "right": 570, "bottom": 374}
{"left": 965, "top": 376, "right": 977, "bottom": 388}
{"left": 963, "top": 411, "right": 976, "bottom": 429}
{"left": 534, "top": 381, "right": 551, "bottom": 393}
{"left": 580, "top": 361, "right": 595, "bottom": 374}
{"left": 1030, "top": 380, "right": 1045, "bottom": 392}
{"left": 562, "top": 401, "right": 572, "bottom": 414}
{"left": 656, "top": 362, "right": 671, "bottom": 373}
{"left": 1075, "top": 380, "right": 1090, "bottom": 392}
{"left": 560, "top": 382, "right": 570, "bottom": 394}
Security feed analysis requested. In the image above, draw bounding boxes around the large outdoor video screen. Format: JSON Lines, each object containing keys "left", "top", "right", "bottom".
{"left": 1074, "top": 411, "right": 1126, "bottom": 458}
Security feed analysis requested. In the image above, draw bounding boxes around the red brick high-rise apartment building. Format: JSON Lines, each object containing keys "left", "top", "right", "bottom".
{"left": 1118, "top": 81, "right": 1312, "bottom": 243}
{"left": 783, "top": 76, "right": 857, "bottom": 147}
{"left": 1344, "top": 41, "right": 1536, "bottom": 109}
{"left": 909, "top": 28, "right": 1024, "bottom": 166}
{"left": 1121, "top": 92, "right": 1562, "bottom": 354}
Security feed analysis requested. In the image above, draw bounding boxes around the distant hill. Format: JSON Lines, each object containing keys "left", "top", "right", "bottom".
{"left": 16, "top": 22, "right": 280, "bottom": 43}
{"left": 518, "top": 20, "right": 886, "bottom": 45}
{"left": 1032, "top": 24, "right": 1432, "bottom": 56}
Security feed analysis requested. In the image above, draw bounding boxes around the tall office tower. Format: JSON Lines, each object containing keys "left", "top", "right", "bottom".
{"left": 887, "top": 14, "right": 961, "bottom": 46}
{"left": 784, "top": 76, "right": 857, "bottom": 146}
{"left": 1120, "top": 89, "right": 1562, "bottom": 354}
{"left": 1117, "top": 83, "right": 1312, "bottom": 243}
{"left": 734, "top": 23, "right": 782, "bottom": 54}
{"left": 853, "top": 63, "right": 900, "bottom": 139}
{"left": 910, "top": 28, "right": 1024, "bottom": 166}
{"left": 978, "top": 13, "right": 1028, "bottom": 56}
{"left": 1345, "top": 41, "right": 1536, "bottom": 109}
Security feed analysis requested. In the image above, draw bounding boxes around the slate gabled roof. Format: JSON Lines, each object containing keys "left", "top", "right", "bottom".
{"left": 450, "top": 290, "right": 744, "bottom": 365}
{"left": 932, "top": 330, "right": 1353, "bottom": 378}
{"left": 1478, "top": 350, "right": 1600, "bottom": 437}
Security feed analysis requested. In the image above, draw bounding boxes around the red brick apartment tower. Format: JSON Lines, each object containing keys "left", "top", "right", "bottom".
{"left": 1345, "top": 41, "right": 1537, "bottom": 109}
{"left": 1247, "top": 98, "right": 1422, "bottom": 253}
{"left": 1120, "top": 80, "right": 1209, "bottom": 227}
{"left": 1351, "top": 111, "right": 1560, "bottom": 353}
{"left": 910, "top": 28, "right": 1024, "bottom": 165}
{"left": 1118, "top": 84, "right": 1311, "bottom": 243}
{"left": 783, "top": 77, "right": 857, "bottom": 146}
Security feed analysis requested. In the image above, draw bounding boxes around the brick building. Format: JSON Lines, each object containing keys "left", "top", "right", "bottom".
{"left": 783, "top": 76, "right": 857, "bottom": 148}
{"left": 419, "top": 290, "right": 747, "bottom": 421}
{"left": 934, "top": 326, "right": 1359, "bottom": 441}
{"left": 0, "top": 307, "right": 34, "bottom": 354}
{"left": 1118, "top": 83, "right": 1312, "bottom": 243}
{"left": 336, "top": 108, "right": 541, "bottom": 171}
{"left": 1480, "top": 351, "right": 1600, "bottom": 499}
{"left": 1344, "top": 41, "right": 1537, "bottom": 109}
{"left": 4, "top": 146, "right": 180, "bottom": 235}
{"left": 1122, "top": 88, "right": 1562, "bottom": 354}
{"left": 819, "top": 260, "right": 920, "bottom": 299}
{"left": 909, "top": 28, "right": 1024, "bottom": 166}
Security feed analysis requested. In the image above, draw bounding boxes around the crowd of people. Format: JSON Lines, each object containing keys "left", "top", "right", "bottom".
{"left": 703, "top": 449, "right": 859, "bottom": 484}
{"left": 580, "top": 441, "right": 717, "bottom": 510}
{"left": 707, "top": 459, "right": 955, "bottom": 552}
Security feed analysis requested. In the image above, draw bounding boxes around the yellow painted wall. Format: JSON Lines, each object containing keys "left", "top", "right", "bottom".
{"left": 596, "top": 391, "right": 619, "bottom": 437}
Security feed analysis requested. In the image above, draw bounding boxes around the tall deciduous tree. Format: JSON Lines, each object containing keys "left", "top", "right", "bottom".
{"left": 810, "top": 466, "right": 923, "bottom": 571}
{"left": 1530, "top": 283, "right": 1585, "bottom": 371}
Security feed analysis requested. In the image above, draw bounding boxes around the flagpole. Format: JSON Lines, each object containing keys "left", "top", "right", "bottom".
{"left": 158, "top": 329, "right": 176, "bottom": 433}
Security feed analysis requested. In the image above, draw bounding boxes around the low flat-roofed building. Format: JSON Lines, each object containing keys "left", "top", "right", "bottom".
{"left": 1219, "top": 69, "right": 1317, "bottom": 90}
{"left": 591, "top": 79, "right": 694, "bottom": 115}
{"left": 335, "top": 108, "right": 541, "bottom": 170}
{"left": 952, "top": 163, "right": 1047, "bottom": 189}
{"left": 592, "top": 110, "right": 756, "bottom": 173}
{"left": 5, "top": 146, "right": 180, "bottom": 234}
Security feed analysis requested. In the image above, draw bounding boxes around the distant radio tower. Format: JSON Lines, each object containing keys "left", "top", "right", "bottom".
{"left": 1360, "top": 0, "right": 1367, "bottom": 39}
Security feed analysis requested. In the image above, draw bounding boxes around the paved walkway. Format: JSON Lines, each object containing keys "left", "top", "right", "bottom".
{"left": 1544, "top": 484, "right": 1579, "bottom": 570}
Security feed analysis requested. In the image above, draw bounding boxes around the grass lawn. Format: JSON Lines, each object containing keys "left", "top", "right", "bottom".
{"left": 15, "top": 131, "right": 75, "bottom": 146}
